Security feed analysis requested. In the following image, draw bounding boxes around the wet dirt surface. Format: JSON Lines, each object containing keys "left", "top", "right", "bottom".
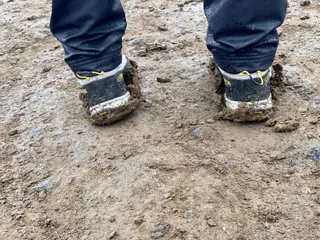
{"left": 0, "top": 0, "right": 320, "bottom": 239}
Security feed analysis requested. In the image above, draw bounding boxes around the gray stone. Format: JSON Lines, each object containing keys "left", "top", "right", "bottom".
{"left": 152, "top": 225, "right": 166, "bottom": 233}
{"left": 184, "top": 210, "right": 193, "bottom": 217}
{"left": 28, "top": 127, "right": 45, "bottom": 136}
{"left": 32, "top": 177, "right": 53, "bottom": 192}
{"left": 192, "top": 128, "right": 200, "bottom": 138}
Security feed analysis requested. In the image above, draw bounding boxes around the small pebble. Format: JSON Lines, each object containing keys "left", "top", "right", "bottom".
{"left": 287, "top": 169, "right": 295, "bottom": 175}
{"left": 300, "top": 0, "right": 310, "bottom": 6}
{"left": 72, "top": 155, "right": 81, "bottom": 163}
{"left": 152, "top": 225, "right": 166, "bottom": 233}
{"left": 192, "top": 128, "right": 200, "bottom": 138}
{"left": 32, "top": 177, "right": 53, "bottom": 192}
{"left": 270, "top": 151, "right": 284, "bottom": 160}
{"left": 28, "top": 127, "right": 45, "bottom": 136}
{"left": 42, "top": 66, "right": 52, "bottom": 73}
{"left": 143, "top": 99, "right": 153, "bottom": 107}
{"left": 177, "top": 23, "right": 185, "bottom": 28}
{"left": 206, "top": 119, "right": 215, "bottom": 124}
{"left": 156, "top": 77, "right": 171, "bottom": 83}
{"left": 109, "top": 231, "right": 118, "bottom": 239}
{"left": 134, "top": 217, "right": 144, "bottom": 225}
{"left": 310, "top": 149, "right": 320, "bottom": 161}
{"left": 158, "top": 25, "right": 168, "bottom": 31}
{"left": 309, "top": 117, "right": 319, "bottom": 125}
{"left": 44, "top": 219, "right": 52, "bottom": 227}
{"left": 176, "top": 227, "right": 187, "bottom": 233}
{"left": 184, "top": 210, "right": 193, "bottom": 217}
{"left": 128, "top": 39, "right": 141, "bottom": 46}
{"left": 15, "top": 215, "right": 24, "bottom": 220}
{"left": 300, "top": 15, "right": 310, "bottom": 20}
{"left": 163, "top": 192, "right": 172, "bottom": 199}
{"left": 189, "top": 120, "right": 198, "bottom": 126}
{"left": 207, "top": 219, "right": 217, "bottom": 227}
{"left": 8, "top": 129, "right": 19, "bottom": 136}
{"left": 175, "top": 122, "right": 183, "bottom": 129}
{"left": 243, "top": 194, "right": 251, "bottom": 201}
{"left": 224, "top": 161, "right": 232, "bottom": 168}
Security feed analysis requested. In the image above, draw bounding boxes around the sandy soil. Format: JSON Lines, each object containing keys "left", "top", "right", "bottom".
{"left": 0, "top": 0, "right": 320, "bottom": 239}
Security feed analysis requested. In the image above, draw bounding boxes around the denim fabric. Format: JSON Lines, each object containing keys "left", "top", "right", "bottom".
{"left": 50, "top": 0, "right": 287, "bottom": 74}
{"left": 204, "top": 0, "right": 287, "bottom": 73}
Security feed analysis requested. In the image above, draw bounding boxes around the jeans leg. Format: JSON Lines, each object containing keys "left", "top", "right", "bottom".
{"left": 204, "top": 0, "right": 287, "bottom": 74}
{"left": 50, "top": 0, "right": 126, "bottom": 75}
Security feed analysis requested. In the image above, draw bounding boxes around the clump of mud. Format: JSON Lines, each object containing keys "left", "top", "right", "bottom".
{"left": 79, "top": 60, "right": 141, "bottom": 125}
{"left": 216, "top": 106, "right": 272, "bottom": 122}
{"left": 270, "top": 63, "right": 284, "bottom": 102}
{"left": 209, "top": 59, "right": 284, "bottom": 122}
{"left": 265, "top": 118, "right": 300, "bottom": 133}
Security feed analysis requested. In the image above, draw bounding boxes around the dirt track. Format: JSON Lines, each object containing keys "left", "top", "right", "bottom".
{"left": 1, "top": 0, "right": 320, "bottom": 239}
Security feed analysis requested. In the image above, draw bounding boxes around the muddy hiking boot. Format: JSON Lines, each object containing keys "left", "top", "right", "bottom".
{"left": 216, "top": 67, "right": 273, "bottom": 121}
{"left": 77, "top": 55, "right": 141, "bottom": 125}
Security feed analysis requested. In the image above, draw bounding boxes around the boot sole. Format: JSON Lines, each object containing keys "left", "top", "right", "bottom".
{"left": 89, "top": 92, "right": 130, "bottom": 117}
{"left": 225, "top": 94, "right": 273, "bottom": 112}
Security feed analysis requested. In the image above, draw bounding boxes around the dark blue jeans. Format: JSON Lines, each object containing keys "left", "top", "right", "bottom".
{"left": 50, "top": 0, "right": 287, "bottom": 74}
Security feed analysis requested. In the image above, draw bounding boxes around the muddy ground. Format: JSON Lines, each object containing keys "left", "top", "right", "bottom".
{"left": 0, "top": 0, "right": 320, "bottom": 239}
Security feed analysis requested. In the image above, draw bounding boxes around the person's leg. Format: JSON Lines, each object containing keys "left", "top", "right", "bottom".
{"left": 50, "top": 0, "right": 126, "bottom": 75}
{"left": 204, "top": 0, "right": 287, "bottom": 116}
{"left": 50, "top": 0, "right": 140, "bottom": 125}
{"left": 204, "top": 0, "right": 287, "bottom": 74}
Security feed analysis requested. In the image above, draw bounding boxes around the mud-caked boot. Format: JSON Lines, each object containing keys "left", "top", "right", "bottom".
{"left": 217, "top": 67, "right": 273, "bottom": 121}
{"left": 77, "top": 55, "right": 141, "bottom": 125}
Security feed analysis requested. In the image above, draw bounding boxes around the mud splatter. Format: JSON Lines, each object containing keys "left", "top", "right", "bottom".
{"left": 273, "top": 118, "right": 300, "bottom": 133}
{"left": 215, "top": 106, "right": 272, "bottom": 122}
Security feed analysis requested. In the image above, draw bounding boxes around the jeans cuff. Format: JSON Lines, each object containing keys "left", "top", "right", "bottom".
{"left": 65, "top": 52, "right": 123, "bottom": 74}
{"left": 213, "top": 51, "right": 276, "bottom": 74}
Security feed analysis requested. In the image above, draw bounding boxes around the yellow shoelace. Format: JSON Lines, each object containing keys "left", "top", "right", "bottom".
{"left": 239, "top": 70, "right": 264, "bottom": 86}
